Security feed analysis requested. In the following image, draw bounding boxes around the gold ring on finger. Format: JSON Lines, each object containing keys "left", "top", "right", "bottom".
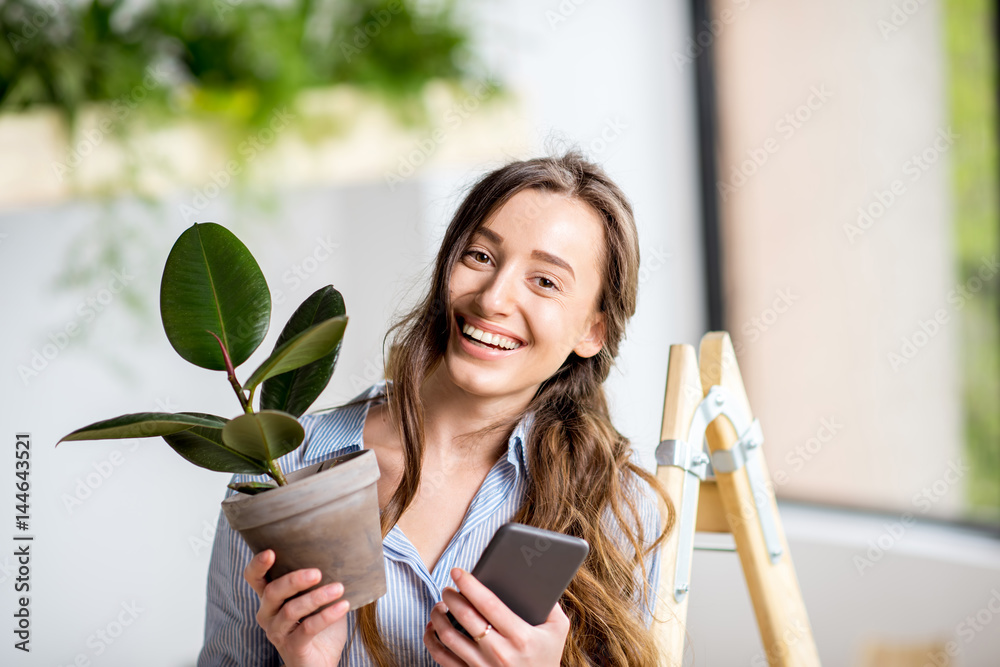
{"left": 473, "top": 623, "right": 492, "bottom": 643}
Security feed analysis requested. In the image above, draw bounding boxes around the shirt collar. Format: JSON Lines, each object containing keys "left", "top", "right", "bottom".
{"left": 507, "top": 409, "right": 534, "bottom": 477}
{"left": 300, "top": 378, "right": 535, "bottom": 476}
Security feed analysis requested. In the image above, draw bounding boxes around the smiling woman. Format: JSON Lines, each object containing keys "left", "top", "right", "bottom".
{"left": 198, "top": 152, "right": 676, "bottom": 667}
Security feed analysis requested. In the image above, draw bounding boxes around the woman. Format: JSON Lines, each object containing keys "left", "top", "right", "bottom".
{"left": 198, "top": 152, "right": 676, "bottom": 666}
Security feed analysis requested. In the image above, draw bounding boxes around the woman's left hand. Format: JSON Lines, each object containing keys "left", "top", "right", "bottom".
{"left": 423, "top": 567, "right": 570, "bottom": 666}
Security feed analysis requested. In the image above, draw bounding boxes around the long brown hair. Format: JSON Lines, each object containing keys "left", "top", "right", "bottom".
{"left": 353, "top": 152, "right": 676, "bottom": 665}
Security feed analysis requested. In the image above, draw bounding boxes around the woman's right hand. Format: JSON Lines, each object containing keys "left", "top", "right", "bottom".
{"left": 244, "top": 549, "right": 351, "bottom": 667}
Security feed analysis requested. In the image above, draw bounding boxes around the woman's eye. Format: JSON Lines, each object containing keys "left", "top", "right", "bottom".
{"left": 464, "top": 250, "right": 490, "bottom": 264}
{"left": 537, "top": 277, "right": 557, "bottom": 290}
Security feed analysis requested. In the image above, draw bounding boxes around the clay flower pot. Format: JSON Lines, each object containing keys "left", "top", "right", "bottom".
{"left": 221, "top": 449, "right": 386, "bottom": 611}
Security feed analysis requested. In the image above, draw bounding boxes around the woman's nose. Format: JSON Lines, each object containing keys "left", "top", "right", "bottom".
{"left": 474, "top": 268, "right": 516, "bottom": 315}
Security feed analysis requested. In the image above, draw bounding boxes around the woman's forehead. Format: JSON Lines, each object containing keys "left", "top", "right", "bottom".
{"left": 479, "top": 190, "right": 602, "bottom": 238}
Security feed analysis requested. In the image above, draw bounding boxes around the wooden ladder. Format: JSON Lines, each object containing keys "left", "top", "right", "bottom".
{"left": 652, "top": 332, "right": 821, "bottom": 666}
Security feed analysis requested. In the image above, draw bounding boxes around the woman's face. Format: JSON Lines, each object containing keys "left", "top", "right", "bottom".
{"left": 443, "top": 188, "right": 607, "bottom": 404}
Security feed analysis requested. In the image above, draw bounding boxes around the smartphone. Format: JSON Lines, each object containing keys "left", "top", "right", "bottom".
{"left": 446, "top": 522, "right": 589, "bottom": 638}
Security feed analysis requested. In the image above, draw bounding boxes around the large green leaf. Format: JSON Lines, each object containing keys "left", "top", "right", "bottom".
{"left": 57, "top": 412, "right": 227, "bottom": 443}
{"left": 160, "top": 222, "right": 271, "bottom": 371}
{"left": 261, "top": 286, "right": 346, "bottom": 417}
{"left": 221, "top": 410, "right": 304, "bottom": 462}
{"left": 243, "top": 315, "right": 348, "bottom": 395}
{"left": 161, "top": 413, "right": 271, "bottom": 475}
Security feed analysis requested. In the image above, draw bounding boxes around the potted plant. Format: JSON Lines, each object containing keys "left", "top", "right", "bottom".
{"left": 57, "top": 221, "right": 387, "bottom": 611}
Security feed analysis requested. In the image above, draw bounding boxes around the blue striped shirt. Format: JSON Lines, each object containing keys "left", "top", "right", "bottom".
{"left": 197, "top": 380, "right": 662, "bottom": 666}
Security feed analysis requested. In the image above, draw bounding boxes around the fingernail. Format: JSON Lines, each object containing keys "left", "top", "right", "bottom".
{"left": 451, "top": 567, "right": 463, "bottom": 580}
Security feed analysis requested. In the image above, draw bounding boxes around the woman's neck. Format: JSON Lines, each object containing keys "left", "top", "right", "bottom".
{"left": 415, "top": 365, "right": 534, "bottom": 468}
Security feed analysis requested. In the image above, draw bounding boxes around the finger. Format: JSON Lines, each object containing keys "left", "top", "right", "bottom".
{"left": 278, "top": 581, "right": 347, "bottom": 634}
{"left": 449, "top": 568, "right": 522, "bottom": 637}
{"left": 423, "top": 620, "right": 467, "bottom": 667}
{"left": 543, "top": 599, "right": 570, "bottom": 635}
{"left": 295, "top": 596, "right": 351, "bottom": 642}
{"left": 243, "top": 549, "right": 275, "bottom": 597}
{"left": 257, "top": 567, "right": 322, "bottom": 628}
{"left": 440, "top": 587, "right": 486, "bottom": 639}
{"left": 429, "top": 602, "right": 484, "bottom": 666}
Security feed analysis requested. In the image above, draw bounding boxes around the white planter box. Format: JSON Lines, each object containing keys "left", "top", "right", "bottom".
{"left": 0, "top": 81, "right": 530, "bottom": 209}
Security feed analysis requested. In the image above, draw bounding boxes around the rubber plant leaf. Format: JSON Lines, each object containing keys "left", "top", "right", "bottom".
{"left": 242, "top": 315, "right": 348, "bottom": 396}
{"left": 160, "top": 222, "right": 271, "bottom": 370}
{"left": 161, "top": 413, "right": 271, "bottom": 475}
{"left": 260, "top": 286, "right": 346, "bottom": 417}
{"left": 221, "top": 410, "right": 305, "bottom": 462}
{"left": 228, "top": 481, "right": 278, "bottom": 495}
{"left": 57, "top": 412, "right": 227, "bottom": 443}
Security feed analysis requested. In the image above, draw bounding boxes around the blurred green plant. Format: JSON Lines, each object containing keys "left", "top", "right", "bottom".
{"left": 945, "top": 0, "right": 999, "bottom": 522}
{"left": 0, "top": 0, "right": 483, "bottom": 130}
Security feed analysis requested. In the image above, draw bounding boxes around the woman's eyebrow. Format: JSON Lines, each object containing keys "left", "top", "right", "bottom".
{"left": 475, "top": 227, "right": 503, "bottom": 244}
{"left": 531, "top": 250, "right": 575, "bottom": 280}
{"left": 473, "top": 228, "right": 575, "bottom": 279}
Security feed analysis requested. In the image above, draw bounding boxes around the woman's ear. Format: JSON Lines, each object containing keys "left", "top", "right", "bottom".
{"left": 573, "top": 311, "right": 606, "bottom": 359}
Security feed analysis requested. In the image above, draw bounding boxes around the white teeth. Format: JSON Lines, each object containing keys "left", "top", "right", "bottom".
{"left": 461, "top": 322, "right": 522, "bottom": 350}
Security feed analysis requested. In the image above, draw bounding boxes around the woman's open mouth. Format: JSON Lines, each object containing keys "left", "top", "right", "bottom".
{"left": 455, "top": 315, "right": 524, "bottom": 353}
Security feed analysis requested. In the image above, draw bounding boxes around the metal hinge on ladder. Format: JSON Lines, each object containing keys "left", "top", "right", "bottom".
{"left": 655, "top": 385, "right": 783, "bottom": 602}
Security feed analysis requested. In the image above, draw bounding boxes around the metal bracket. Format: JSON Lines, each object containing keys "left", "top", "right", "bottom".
{"left": 655, "top": 385, "right": 784, "bottom": 603}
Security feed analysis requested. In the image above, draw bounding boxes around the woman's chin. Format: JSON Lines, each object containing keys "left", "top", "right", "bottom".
{"left": 440, "top": 358, "right": 521, "bottom": 399}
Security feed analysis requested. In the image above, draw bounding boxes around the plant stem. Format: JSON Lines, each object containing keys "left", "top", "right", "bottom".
{"left": 229, "top": 375, "right": 251, "bottom": 413}
{"left": 208, "top": 330, "right": 252, "bottom": 413}
{"left": 268, "top": 460, "right": 288, "bottom": 486}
